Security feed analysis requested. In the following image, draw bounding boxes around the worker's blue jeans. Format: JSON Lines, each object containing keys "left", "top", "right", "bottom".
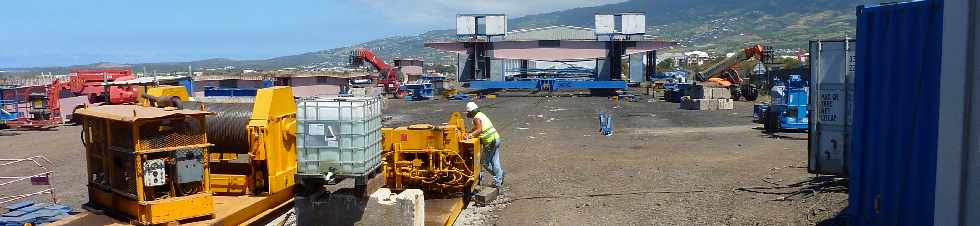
{"left": 481, "top": 139, "right": 504, "bottom": 187}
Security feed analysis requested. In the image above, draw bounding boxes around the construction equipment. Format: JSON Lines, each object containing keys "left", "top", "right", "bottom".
{"left": 380, "top": 112, "right": 482, "bottom": 194}
{"left": 400, "top": 80, "right": 435, "bottom": 101}
{"left": 350, "top": 48, "right": 404, "bottom": 98}
{"left": 693, "top": 44, "right": 773, "bottom": 101}
{"left": 754, "top": 74, "right": 809, "bottom": 132}
{"left": 66, "top": 69, "right": 139, "bottom": 104}
{"left": 63, "top": 86, "right": 297, "bottom": 225}
{"left": 75, "top": 104, "right": 214, "bottom": 225}
{"left": 6, "top": 80, "right": 63, "bottom": 129}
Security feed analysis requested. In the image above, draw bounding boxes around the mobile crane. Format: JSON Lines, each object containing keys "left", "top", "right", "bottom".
{"left": 350, "top": 48, "right": 404, "bottom": 98}
{"left": 693, "top": 44, "right": 772, "bottom": 101}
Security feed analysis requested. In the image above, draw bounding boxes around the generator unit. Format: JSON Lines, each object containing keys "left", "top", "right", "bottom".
{"left": 68, "top": 86, "right": 298, "bottom": 225}
{"left": 76, "top": 105, "right": 214, "bottom": 225}
{"left": 380, "top": 112, "right": 482, "bottom": 194}
{"left": 755, "top": 74, "right": 809, "bottom": 132}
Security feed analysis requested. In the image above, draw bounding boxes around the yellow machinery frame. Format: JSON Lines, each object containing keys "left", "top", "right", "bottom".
{"left": 208, "top": 86, "right": 297, "bottom": 196}
{"left": 77, "top": 105, "right": 215, "bottom": 225}
{"left": 63, "top": 87, "right": 298, "bottom": 226}
{"left": 381, "top": 112, "right": 482, "bottom": 194}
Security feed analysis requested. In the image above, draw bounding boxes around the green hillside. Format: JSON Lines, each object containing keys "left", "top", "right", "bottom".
{"left": 5, "top": 0, "right": 857, "bottom": 74}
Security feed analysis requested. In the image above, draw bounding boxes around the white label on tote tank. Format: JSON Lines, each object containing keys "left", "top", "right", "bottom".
{"left": 309, "top": 124, "right": 325, "bottom": 136}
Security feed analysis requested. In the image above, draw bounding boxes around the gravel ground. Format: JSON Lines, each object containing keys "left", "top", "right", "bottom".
{"left": 385, "top": 92, "right": 846, "bottom": 226}
{"left": 0, "top": 126, "right": 87, "bottom": 211}
{"left": 1, "top": 91, "right": 847, "bottom": 225}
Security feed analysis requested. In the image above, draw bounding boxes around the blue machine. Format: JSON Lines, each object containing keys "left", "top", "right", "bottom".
{"left": 662, "top": 83, "right": 691, "bottom": 103}
{"left": 756, "top": 74, "right": 808, "bottom": 132}
{"left": 400, "top": 80, "right": 434, "bottom": 101}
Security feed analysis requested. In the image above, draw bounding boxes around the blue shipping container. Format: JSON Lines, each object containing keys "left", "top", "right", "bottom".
{"left": 849, "top": 1, "right": 943, "bottom": 225}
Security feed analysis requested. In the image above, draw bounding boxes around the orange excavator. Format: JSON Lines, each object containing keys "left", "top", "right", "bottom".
{"left": 693, "top": 44, "right": 772, "bottom": 101}
{"left": 350, "top": 48, "right": 404, "bottom": 98}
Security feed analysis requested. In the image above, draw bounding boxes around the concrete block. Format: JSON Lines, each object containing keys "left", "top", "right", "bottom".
{"left": 687, "top": 85, "right": 712, "bottom": 99}
{"left": 359, "top": 188, "right": 425, "bottom": 226}
{"left": 681, "top": 98, "right": 720, "bottom": 110}
{"left": 475, "top": 186, "right": 499, "bottom": 205}
{"left": 710, "top": 87, "right": 732, "bottom": 99}
{"left": 395, "top": 189, "right": 425, "bottom": 226}
{"left": 718, "top": 99, "right": 735, "bottom": 110}
{"left": 688, "top": 85, "right": 731, "bottom": 99}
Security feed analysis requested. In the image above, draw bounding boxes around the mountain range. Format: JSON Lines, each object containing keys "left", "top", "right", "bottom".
{"left": 2, "top": 0, "right": 858, "bottom": 74}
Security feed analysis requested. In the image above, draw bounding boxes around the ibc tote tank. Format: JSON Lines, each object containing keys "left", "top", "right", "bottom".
{"left": 295, "top": 96, "right": 383, "bottom": 187}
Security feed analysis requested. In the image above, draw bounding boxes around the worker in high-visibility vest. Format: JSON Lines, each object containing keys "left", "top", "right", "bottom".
{"left": 465, "top": 101, "right": 504, "bottom": 188}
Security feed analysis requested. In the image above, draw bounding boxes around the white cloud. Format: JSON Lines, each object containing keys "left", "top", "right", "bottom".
{"left": 353, "top": 0, "right": 625, "bottom": 28}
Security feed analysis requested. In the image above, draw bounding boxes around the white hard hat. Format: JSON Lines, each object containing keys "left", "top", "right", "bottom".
{"left": 466, "top": 102, "right": 478, "bottom": 112}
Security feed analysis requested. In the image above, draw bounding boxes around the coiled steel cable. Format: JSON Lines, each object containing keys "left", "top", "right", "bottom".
{"left": 186, "top": 100, "right": 254, "bottom": 153}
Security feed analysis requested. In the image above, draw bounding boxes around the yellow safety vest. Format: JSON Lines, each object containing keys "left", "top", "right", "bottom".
{"left": 474, "top": 112, "right": 499, "bottom": 143}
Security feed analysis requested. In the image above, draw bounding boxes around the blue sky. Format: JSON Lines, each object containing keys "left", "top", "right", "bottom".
{"left": 0, "top": 0, "right": 619, "bottom": 68}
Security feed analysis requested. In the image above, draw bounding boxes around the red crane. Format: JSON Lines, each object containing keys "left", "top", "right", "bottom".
{"left": 66, "top": 69, "right": 139, "bottom": 104}
{"left": 350, "top": 48, "right": 404, "bottom": 98}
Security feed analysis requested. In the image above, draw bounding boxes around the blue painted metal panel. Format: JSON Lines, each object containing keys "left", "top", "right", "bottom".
{"left": 849, "top": 1, "right": 943, "bottom": 225}
{"left": 467, "top": 81, "right": 538, "bottom": 89}
{"left": 555, "top": 81, "right": 627, "bottom": 89}
{"left": 203, "top": 87, "right": 258, "bottom": 97}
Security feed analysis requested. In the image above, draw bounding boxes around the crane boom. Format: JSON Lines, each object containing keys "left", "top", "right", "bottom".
{"left": 352, "top": 48, "right": 394, "bottom": 72}
{"left": 350, "top": 48, "right": 403, "bottom": 98}
{"left": 694, "top": 44, "right": 766, "bottom": 82}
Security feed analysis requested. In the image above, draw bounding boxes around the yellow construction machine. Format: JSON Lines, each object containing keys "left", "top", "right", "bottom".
{"left": 378, "top": 112, "right": 482, "bottom": 226}
{"left": 75, "top": 104, "right": 214, "bottom": 225}
{"left": 380, "top": 112, "right": 482, "bottom": 194}
{"left": 62, "top": 86, "right": 297, "bottom": 225}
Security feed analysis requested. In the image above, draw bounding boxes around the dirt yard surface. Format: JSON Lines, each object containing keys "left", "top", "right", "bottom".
{"left": 382, "top": 92, "right": 846, "bottom": 226}
{"left": 1, "top": 91, "right": 847, "bottom": 225}
{"left": 0, "top": 126, "right": 87, "bottom": 210}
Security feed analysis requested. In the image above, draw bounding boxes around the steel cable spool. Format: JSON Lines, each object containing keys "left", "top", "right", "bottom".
{"left": 187, "top": 100, "right": 254, "bottom": 153}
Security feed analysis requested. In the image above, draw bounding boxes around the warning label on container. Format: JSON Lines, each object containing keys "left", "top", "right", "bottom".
{"left": 309, "top": 124, "right": 325, "bottom": 136}
{"left": 820, "top": 92, "right": 840, "bottom": 122}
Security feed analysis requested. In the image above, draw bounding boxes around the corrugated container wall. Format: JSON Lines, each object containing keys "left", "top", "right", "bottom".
{"left": 295, "top": 96, "right": 383, "bottom": 180}
{"left": 849, "top": 1, "right": 943, "bottom": 225}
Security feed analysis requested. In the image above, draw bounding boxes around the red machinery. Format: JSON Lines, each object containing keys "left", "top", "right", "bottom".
{"left": 5, "top": 80, "right": 62, "bottom": 129}
{"left": 350, "top": 48, "right": 404, "bottom": 98}
{"left": 693, "top": 44, "right": 772, "bottom": 101}
{"left": 66, "top": 69, "right": 139, "bottom": 104}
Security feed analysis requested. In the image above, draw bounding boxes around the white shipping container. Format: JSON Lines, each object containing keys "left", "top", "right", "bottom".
{"left": 807, "top": 39, "right": 856, "bottom": 176}
{"left": 629, "top": 53, "right": 645, "bottom": 83}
